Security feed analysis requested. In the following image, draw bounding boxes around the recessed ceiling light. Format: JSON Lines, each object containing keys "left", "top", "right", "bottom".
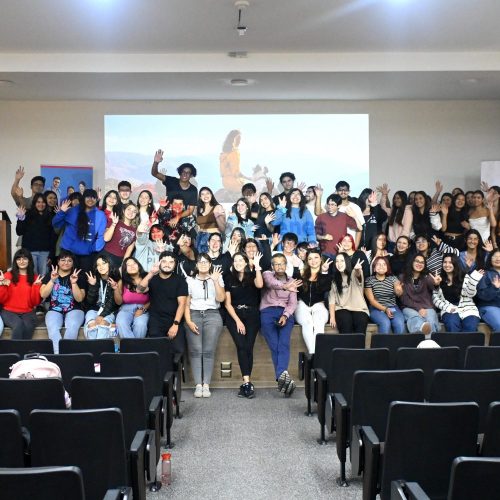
{"left": 230, "top": 78, "right": 249, "bottom": 86}
{"left": 0, "top": 79, "right": 15, "bottom": 87}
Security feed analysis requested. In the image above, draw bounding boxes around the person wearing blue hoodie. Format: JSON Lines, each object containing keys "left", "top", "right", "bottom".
{"left": 272, "top": 188, "right": 317, "bottom": 247}
{"left": 476, "top": 248, "right": 500, "bottom": 331}
{"left": 52, "top": 188, "right": 107, "bottom": 273}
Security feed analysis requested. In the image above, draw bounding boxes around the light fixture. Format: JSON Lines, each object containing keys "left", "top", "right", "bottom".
{"left": 235, "top": 0, "right": 249, "bottom": 36}
{"left": 228, "top": 51, "right": 248, "bottom": 58}
{"left": 230, "top": 78, "right": 250, "bottom": 86}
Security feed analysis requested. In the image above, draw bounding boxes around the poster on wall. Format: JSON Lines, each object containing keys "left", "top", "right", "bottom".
{"left": 40, "top": 165, "right": 94, "bottom": 201}
{"left": 481, "top": 161, "right": 500, "bottom": 188}
{"left": 104, "top": 114, "right": 369, "bottom": 203}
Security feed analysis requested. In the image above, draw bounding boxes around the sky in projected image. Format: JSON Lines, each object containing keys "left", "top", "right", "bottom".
{"left": 105, "top": 114, "right": 369, "bottom": 202}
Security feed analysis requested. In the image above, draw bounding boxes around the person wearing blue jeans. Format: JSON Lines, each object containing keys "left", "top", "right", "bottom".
{"left": 260, "top": 253, "right": 300, "bottom": 397}
{"left": 365, "top": 256, "right": 406, "bottom": 334}
{"left": 40, "top": 251, "right": 86, "bottom": 353}
{"left": 476, "top": 249, "right": 500, "bottom": 331}
{"left": 432, "top": 255, "right": 482, "bottom": 332}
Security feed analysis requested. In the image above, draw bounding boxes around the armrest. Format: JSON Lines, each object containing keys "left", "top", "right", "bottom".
{"left": 103, "top": 487, "right": 133, "bottom": 500}
{"left": 129, "top": 430, "right": 148, "bottom": 500}
{"left": 163, "top": 371, "right": 174, "bottom": 428}
{"left": 315, "top": 368, "right": 327, "bottom": 426}
{"left": 304, "top": 354, "right": 313, "bottom": 397}
{"left": 390, "top": 481, "right": 430, "bottom": 500}
{"left": 298, "top": 351, "right": 307, "bottom": 380}
{"left": 334, "top": 392, "right": 350, "bottom": 462}
{"left": 172, "top": 353, "right": 183, "bottom": 416}
{"left": 148, "top": 396, "right": 162, "bottom": 464}
{"left": 173, "top": 352, "right": 185, "bottom": 383}
{"left": 362, "top": 425, "right": 381, "bottom": 500}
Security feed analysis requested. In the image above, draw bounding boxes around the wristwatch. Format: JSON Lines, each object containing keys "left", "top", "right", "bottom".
{"left": 173, "top": 320, "right": 180, "bottom": 326}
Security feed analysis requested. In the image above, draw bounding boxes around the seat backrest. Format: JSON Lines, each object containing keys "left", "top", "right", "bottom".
{"left": 100, "top": 352, "right": 161, "bottom": 404}
{"left": 429, "top": 369, "right": 500, "bottom": 432}
{"left": 370, "top": 334, "right": 425, "bottom": 368}
{"left": 351, "top": 370, "right": 425, "bottom": 439}
{"left": 0, "top": 409, "right": 25, "bottom": 467}
{"left": 330, "top": 348, "right": 391, "bottom": 405}
{"left": 30, "top": 409, "right": 128, "bottom": 500}
{"left": 489, "top": 332, "right": 500, "bottom": 347}
{"left": 0, "top": 353, "right": 20, "bottom": 377}
{"left": 431, "top": 332, "right": 485, "bottom": 366}
{"left": 0, "top": 339, "right": 54, "bottom": 357}
{"left": 0, "top": 465, "right": 85, "bottom": 500}
{"left": 448, "top": 457, "right": 500, "bottom": 500}
{"left": 71, "top": 376, "right": 147, "bottom": 448}
{"left": 380, "top": 402, "right": 479, "bottom": 500}
{"left": 481, "top": 402, "right": 500, "bottom": 457}
{"left": 396, "top": 347, "right": 460, "bottom": 399}
{"left": 45, "top": 354, "right": 95, "bottom": 394}
{"left": 465, "top": 346, "right": 500, "bottom": 370}
{"left": 0, "top": 378, "right": 66, "bottom": 427}
{"left": 58, "top": 339, "right": 114, "bottom": 360}
{"left": 120, "top": 337, "right": 174, "bottom": 375}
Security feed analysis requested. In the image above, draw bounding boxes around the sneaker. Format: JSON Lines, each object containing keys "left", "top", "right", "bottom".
{"left": 245, "top": 382, "right": 255, "bottom": 399}
{"left": 277, "top": 371, "right": 290, "bottom": 393}
{"left": 237, "top": 383, "right": 246, "bottom": 398}
{"left": 420, "top": 322, "right": 432, "bottom": 335}
{"left": 202, "top": 384, "right": 211, "bottom": 398}
{"left": 194, "top": 384, "right": 203, "bottom": 398}
{"left": 284, "top": 379, "right": 296, "bottom": 398}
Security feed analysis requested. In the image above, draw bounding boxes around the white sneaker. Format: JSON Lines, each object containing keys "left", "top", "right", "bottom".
{"left": 194, "top": 384, "right": 203, "bottom": 398}
{"left": 202, "top": 384, "right": 211, "bottom": 398}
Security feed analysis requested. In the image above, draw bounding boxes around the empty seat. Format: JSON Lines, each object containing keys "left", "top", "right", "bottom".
{"left": 363, "top": 402, "right": 479, "bottom": 500}
{"left": 0, "top": 339, "right": 53, "bottom": 357}
{"left": 58, "top": 338, "right": 115, "bottom": 360}
{"left": 465, "top": 346, "right": 500, "bottom": 370}
{"left": 370, "top": 333, "right": 424, "bottom": 368}
{"left": 482, "top": 402, "right": 500, "bottom": 457}
{"left": 0, "top": 378, "right": 66, "bottom": 427}
{"left": 429, "top": 369, "right": 500, "bottom": 432}
{"left": 30, "top": 408, "right": 145, "bottom": 500}
{"left": 0, "top": 353, "right": 20, "bottom": 377}
{"left": 431, "top": 332, "right": 485, "bottom": 366}
{"left": 489, "top": 332, "right": 500, "bottom": 347}
{"left": 0, "top": 409, "right": 25, "bottom": 467}
{"left": 396, "top": 347, "right": 460, "bottom": 399}
{"left": 45, "top": 353, "right": 95, "bottom": 394}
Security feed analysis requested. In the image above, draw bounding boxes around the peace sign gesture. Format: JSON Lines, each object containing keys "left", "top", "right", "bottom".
{"left": 321, "top": 258, "right": 333, "bottom": 274}
{"left": 353, "top": 258, "right": 363, "bottom": 270}
{"left": 50, "top": 265, "right": 59, "bottom": 282}
{"left": 33, "top": 275, "right": 43, "bottom": 286}
{"left": 430, "top": 270, "right": 442, "bottom": 287}
{"left": 85, "top": 271, "right": 97, "bottom": 286}
{"left": 70, "top": 268, "right": 81, "bottom": 285}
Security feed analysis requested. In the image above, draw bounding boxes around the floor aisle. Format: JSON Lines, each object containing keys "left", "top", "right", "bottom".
{"left": 149, "top": 388, "right": 363, "bottom": 500}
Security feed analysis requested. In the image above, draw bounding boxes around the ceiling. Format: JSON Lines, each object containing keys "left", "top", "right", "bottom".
{"left": 1, "top": 0, "right": 500, "bottom": 100}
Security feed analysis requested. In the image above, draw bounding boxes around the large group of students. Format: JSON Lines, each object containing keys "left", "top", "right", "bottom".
{"left": 1, "top": 151, "right": 500, "bottom": 400}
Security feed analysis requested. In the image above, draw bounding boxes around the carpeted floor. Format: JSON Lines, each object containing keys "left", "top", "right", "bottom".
{"left": 149, "top": 387, "right": 363, "bottom": 500}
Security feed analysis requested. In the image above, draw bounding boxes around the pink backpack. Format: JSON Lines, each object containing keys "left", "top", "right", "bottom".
{"left": 9, "top": 354, "right": 61, "bottom": 379}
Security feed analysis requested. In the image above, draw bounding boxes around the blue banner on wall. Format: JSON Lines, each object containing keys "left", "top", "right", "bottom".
{"left": 40, "top": 165, "right": 94, "bottom": 201}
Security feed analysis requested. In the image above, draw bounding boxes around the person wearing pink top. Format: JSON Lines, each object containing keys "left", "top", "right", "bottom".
{"left": 114, "top": 257, "right": 150, "bottom": 338}
{"left": 260, "top": 253, "right": 301, "bottom": 397}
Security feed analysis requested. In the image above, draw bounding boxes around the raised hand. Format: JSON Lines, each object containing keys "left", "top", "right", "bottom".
{"left": 483, "top": 239, "right": 494, "bottom": 253}
{"left": 33, "top": 275, "right": 43, "bottom": 286}
{"left": 431, "top": 271, "right": 442, "bottom": 286}
{"left": 336, "top": 242, "right": 343, "bottom": 253}
{"left": 60, "top": 199, "right": 71, "bottom": 212}
{"left": 376, "top": 183, "right": 390, "bottom": 196}
{"left": 110, "top": 212, "right": 119, "bottom": 226}
{"left": 154, "top": 240, "right": 166, "bottom": 254}
{"left": 14, "top": 166, "right": 25, "bottom": 181}
{"left": 440, "top": 203, "right": 448, "bottom": 215}
{"left": 70, "top": 269, "right": 81, "bottom": 285}
{"left": 253, "top": 251, "right": 263, "bottom": 269}
{"left": 354, "top": 258, "right": 363, "bottom": 270}
{"left": 154, "top": 149, "right": 164, "bottom": 163}
{"left": 435, "top": 180, "right": 443, "bottom": 193}
{"left": 284, "top": 278, "right": 302, "bottom": 292}
{"left": 430, "top": 203, "right": 441, "bottom": 213}
{"left": 16, "top": 206, "right": 26, "bottom": 219}
{"left": 492, "top": 275, "right": 500, "bottom": 289}
{"left": 271, "top": 233, "right": 280, "bottom": 250}
{"left": 315, "top": 184, "right": 324, "bottom": 197}
{"left": 107, "top": 277, "right": 118, "bottom": 290}
{"left": 227, "top": 240, "right": 238, "bottom": 256}
{"left": 368, "top": 190, "right": 378, "bottom": 206}
{"left": 321, "top": 258, "right": 333, "bottom": 273}
{"left": 50, "top": 265, "right": 59, "bottom": 281}
{"left": 431, "top": 235, "right": 442, "bottom": 247}
{"left": 481, "top": 180, "right": 490, "bottom": 193}
{"left": 297, "top": 181, "right": 306, "bottom": 192}
{"left": 210, "top": 265, "right": 223, "bottom": 282}
{"left": 265, "top": 177, "right": 275, "bottom": 194}
{"left": 279, "top": 195, "right": 287, "bottom": 208}
{"left": 85, "top": 271, "right": 97, "bottom": 286}
{"left": 264, "top": 212, "right": 276, "bottom": 224}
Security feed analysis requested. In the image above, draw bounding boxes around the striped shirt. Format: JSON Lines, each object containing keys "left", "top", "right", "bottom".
{"left": 365, "top": 275, "right": 398, "bottom": 307}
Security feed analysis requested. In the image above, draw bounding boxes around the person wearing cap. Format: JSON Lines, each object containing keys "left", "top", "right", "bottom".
{"left": 52, "top": 188, "right": 107, "bottom": 273}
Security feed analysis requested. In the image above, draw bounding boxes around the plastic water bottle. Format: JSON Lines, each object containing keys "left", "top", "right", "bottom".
{"left": 109, "top": 324, "right": 119, "bottom": 352}
{"left": 161, "top": 453, "right": 172, "bottom": 486}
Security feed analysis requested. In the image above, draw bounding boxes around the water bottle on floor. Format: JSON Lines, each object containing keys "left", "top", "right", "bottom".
{"left": 161, "top": 452, "right": 172, "bottom": 486}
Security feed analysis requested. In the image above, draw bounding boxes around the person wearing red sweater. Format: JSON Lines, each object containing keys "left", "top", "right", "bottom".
{"left": 0, "top": 248, "right": 43, "bottom": 339}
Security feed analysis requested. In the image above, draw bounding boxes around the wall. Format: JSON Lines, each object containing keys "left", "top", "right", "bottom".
{"left": 1, "top": 99, "right": 499, "bottom": 228}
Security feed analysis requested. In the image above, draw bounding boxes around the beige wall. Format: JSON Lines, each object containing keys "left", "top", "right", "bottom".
{"left": 1, "top": 99, "right": 499, "bottom": 229}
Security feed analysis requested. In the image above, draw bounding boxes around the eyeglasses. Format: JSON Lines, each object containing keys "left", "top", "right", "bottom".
{"left": 197, "top": 260, "right": 210, "bottom": 265}
{"left": 59, "top": 258, "right": 73, "bottom": 263}
{"left": 272, "top": 262, "right": 287, "bottom": 267}
{"left": 337, "top": 188, "right": 349, "bottom": 193}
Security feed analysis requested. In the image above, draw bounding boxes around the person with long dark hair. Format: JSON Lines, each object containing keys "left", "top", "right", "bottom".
{"left": 225, "top": 197, "right": 255, "bottom": 241}
{"left": 389, "top": 235, "right": 412, "bottom": 277}
{"left": 100, "top": 189, "right": 120, "bottom": 222}
{"left": 224, "top": 251, "right": 263, "bottom": 398}
{"left": 336, "top": 233, "right": 370, "bottom": 278}
{"left": 195, "top": 186, "right": 226, "bottom": 253}
{"left": 440, "top": 192, "right": 470, "bottom": 250}
{"left": 53, "top": 188, "right": 107, "bottom": 273}
{"left": 377, "top": 186, "right": 412, "bottom": 250}
{"left": 364, "top": 256, "right": 405, "bottom": 334}
{"left": 459, "top": 229, "right": 492, "bottom": 273}
{"left": 328, "top": 252, "right": 369, "bottom": 333}
{"left": 432, "top": 254, "right": 482, "bottom": 332}
{"left": 399, "top": 253, "right": 441, "bottom": 334}
{"left": 83, "top": 254, "right": 120, "bottom": 339}
{"left": 226, "top": 227, "right": 247, "bottom": 256}
{"left": 15, "top": 192, "right": 56, "bottom": 276}
{"left": 40, "top": 250, "right": 86, "bottom": 352}
{"left": 114, "top": 257, "right": 149, "bottom": 339}
{"left": 356, "top": 188, "right": 387, "bottom": 249}
{"left": 273, "top": 188, "right": 317, "bottom": 246}
{"left": 0, "top": 248, "right": 43, "bottom": 339}
{"left": 410, "top": 190, "right": 442, "bottom": 238}
{"left": 254, "top": 192, "right": 277, "bottom": 241}
{"left": 135, "top": 222, "right": 168, "bottom": 272}
{"left": 295, "top": 249, "right": 332, "bottom": 352}
{"left": 476, "top": 248, "right": 500, "bottom": 331}
{"left": 136, "top": 189, "right": 156, "bottom": 225}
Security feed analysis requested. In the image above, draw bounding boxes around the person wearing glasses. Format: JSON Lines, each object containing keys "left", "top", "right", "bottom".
{"left": 399, "top": 253, "right": 441, "bottom": 334}
{"left": 260, "top": 253, "right": 301, "bottom": 397}
{"left": 184, "top": 253, "right": 225, "bottom": 398}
